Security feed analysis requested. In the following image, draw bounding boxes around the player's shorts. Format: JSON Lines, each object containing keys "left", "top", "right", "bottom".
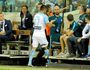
{"left": 32, "top": 36, "right": 48, "bottom": 48}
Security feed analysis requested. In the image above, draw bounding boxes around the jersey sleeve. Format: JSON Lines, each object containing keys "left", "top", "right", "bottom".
{"left": 72, "top": 22, "right": 79, "bottom": 32}
{"left": 44, "top": 15, "right": 49, "bottom": 24}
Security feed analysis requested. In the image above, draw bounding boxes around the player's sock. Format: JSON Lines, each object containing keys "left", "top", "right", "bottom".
{"left": 28, "top": 50, "right": 35, "bottom": 66}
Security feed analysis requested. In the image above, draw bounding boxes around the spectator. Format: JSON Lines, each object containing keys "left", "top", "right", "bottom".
{"left": 20, "top": 4, "right": 33, "bottom": 30}
{"left": 20, "top": 4, "right": 33, "bottom": 41}
{"left": 77, "top": 14, "right": 90, "bottom": 57}
{"left": 65, "top": 5, "right": 87, "bottom": 58}
{"left": 0, "top": 12, "right": 12, "bottom": 54}
{"left": 58, "top": 14, "right": 79, "bottom": 57}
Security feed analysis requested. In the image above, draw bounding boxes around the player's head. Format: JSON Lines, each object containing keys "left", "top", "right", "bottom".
{"left": 40, "top": 5, "right": 47, "bottom": 14}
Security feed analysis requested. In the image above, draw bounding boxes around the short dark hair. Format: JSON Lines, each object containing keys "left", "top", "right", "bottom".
{"left": 67, "top": 14, "right": 74, "bottom": 21}
{"left": 54, "top": 4, "right": 60, "bottom": 8}
{"left": 81, "top": 5, "right": 87, "bottom": 12}
{"left": 40, "top": 5, "right": 46, "bottom": 11}
{"left": 85, "top": 14, "right": 90, "bottom": 20}
{"left": 38, "top": 2, "right": 43, "bottom": 6}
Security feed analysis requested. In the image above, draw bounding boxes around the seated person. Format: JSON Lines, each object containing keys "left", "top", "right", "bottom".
{"left": 66, "top": 5, "right": 87, "bottom": 58}
{"left": 59, "top": 14, "right": 79, "bottom": 57}
{"left": 0, "top": 12, "right": 12, "bottom": 54}
{"left": 77, "top": 14, "right": 90, "bottom": 57}
{"left": 19, "top": 4, "right": 33, "bottom": 43}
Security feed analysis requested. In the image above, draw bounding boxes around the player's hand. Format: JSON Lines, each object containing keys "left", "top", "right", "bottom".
{"left": 50, "top": 20, "right": 55, "bottom": 23}
{"left": 0, "top": 31, "right": 6, "bottom": 35}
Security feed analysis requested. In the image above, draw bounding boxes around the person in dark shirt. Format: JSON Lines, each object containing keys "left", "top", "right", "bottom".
{"left": 77, "top": 14, "right": 90, "bottom": 57}
{"left": 58, "top": 14, "right": 79, "bottom": 57}
{"left": 65, "top": 5, "right": 87, "bottom": 58}
{"left": 19, "top": 4, "right": 33, "bottom": 42}
{"left": 0, "top": 12, "right": 12, "bottom": 54}
{"left": 20, "top": 4, "right": 33, "bottom": 30}
{"left": 49, "top": 5, "right": 62, "bottom": 43}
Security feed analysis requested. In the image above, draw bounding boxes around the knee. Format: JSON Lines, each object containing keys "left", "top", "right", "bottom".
{"left": 32, "top": 47, "right": 37, "bottom": 51}
{"left": 42, "top": 42, "right": 48, "bottom": 48}
{"left": 60, "top": 35, "right": 64, "bottom": 40}
{"left": 63, "top": 36, "right": 68, "bottom": 41}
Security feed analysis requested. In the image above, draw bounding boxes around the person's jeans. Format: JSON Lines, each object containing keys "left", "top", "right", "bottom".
{"left": 88, "top": 45, "right": 90, "bottom": 55}
{"left": 67, "top": 36, "right": 78, "bottom": 55}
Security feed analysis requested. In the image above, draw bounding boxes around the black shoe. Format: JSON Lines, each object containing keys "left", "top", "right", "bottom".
{"left": 0, "top": 51, "right": 2, "bottom": 54}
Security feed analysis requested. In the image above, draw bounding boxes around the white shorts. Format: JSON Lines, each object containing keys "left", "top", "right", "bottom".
{"left": 32, "top": 36, "right": 48, "bottom": 48}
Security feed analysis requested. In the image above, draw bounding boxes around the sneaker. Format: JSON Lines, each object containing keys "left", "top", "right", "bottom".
{"left": 76, "top": 54, "right": 81, "bottom": 58}
{"left": 84, "top": 54, "right": 90, "bottom": 58}
{"left": 45, "top": 64, "right": 48, "bottom": 67}
{"left": 28, "top": 64, "right": 33, "bottom": 67}
{"left": 60, "top": 53, "right": 69, "bottom": 58}
{"left": 56, "top": 52, "right": 65, "bottom": 57}
{"left": 65, "top": 54, "right": 75, "bottom": 58}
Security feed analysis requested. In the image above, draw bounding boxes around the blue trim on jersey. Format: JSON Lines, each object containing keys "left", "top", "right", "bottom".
{"left": 72, "top": 22, "right": 76, "bottom": 30}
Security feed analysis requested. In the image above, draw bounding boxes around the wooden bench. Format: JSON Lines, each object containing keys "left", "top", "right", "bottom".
{"left": 3, "top": 30, "right": 31, "bottom": 55}
{"left": 49, "top": 41, "right": 61, "bottom": 56}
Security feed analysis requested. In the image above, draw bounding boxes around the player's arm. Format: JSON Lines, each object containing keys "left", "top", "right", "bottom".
{"left": 46, "top": 20, "right": 55, "bottom": 27}
{"left": 44, "top": 15, "right": 55, "bottom": 27}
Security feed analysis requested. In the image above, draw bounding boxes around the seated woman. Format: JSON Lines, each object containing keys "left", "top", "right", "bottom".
{"left": 19, "top": 4, "right": 33, "bottom": 42}
{"left": 58, "top": 14, "right": 79, "bottom": 57}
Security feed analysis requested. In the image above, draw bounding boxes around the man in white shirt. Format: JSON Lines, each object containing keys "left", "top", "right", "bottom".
{"left": 28, "top": 5, "right": 54, "bottom": 67}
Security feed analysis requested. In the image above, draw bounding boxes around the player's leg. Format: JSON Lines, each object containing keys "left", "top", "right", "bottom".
{"left": 28, "top": 36, "right": 38, "bottom": 66}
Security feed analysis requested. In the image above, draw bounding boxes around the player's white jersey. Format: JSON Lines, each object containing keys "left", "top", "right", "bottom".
{"left": 33, "top": 12, "right": 49, "bottom": 37}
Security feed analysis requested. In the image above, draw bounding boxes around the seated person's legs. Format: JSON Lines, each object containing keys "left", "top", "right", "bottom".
{"left": 77, "top": 38, "right": 89, "bottom": 57}
{"left": 66, "top": 36, "right": 77, "bottom": 57}
{"left": 63, "top": 36, "right": 70, "bottom": 53}
{"left": 60, "top": 34, "right": 67, "bottom": 53}
{"left": 81, "top": 38, "right": 89, "bottom": 56}
{"left": 0, "top": 35, "right": 10, "bottom": 54}
{"left": 86, "top": 40, "right": 90, "bottom": 57}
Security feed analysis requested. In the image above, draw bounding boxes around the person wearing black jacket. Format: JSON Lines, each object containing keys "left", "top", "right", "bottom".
{"left": 0, "top": 12, "right": 12, "bottom": 54}
{"left": 20, "top": 4, "right": 33, "bottom": 41}
{"left": 20, "top": 4, "right": 33, "bottom": 30}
